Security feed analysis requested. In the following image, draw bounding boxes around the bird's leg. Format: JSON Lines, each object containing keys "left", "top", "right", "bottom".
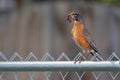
{"left": 86, "top": 50, "right": 91, "bottom": 60}
{"left": 74, "top": 50, "right": 85, "bottom": 64}
{"left": 74, "top": 57, "right": 84, "bottom": 64}
{"left": 86, "top": 54, "right": 89, "bottom": 60}
{"left": 81, "top": 50, "right": 86, "bottom": 60}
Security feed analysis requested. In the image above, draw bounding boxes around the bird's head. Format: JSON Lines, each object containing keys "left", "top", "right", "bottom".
{"left": 67, "top": 12, "right": 80, "bottom": 23}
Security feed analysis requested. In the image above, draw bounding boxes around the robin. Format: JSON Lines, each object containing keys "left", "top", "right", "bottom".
{"left": 67, "top": 12, "right": 103, "bottom": 62}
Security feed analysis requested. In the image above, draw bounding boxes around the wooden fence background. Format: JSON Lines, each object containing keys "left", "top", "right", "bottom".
{"left": 0, "top": 1, "right": 120, "bottom": 80}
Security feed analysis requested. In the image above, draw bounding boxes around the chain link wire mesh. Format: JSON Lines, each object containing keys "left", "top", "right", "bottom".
{"left": 0, "top": 52, "right": 119, "bottom": 80}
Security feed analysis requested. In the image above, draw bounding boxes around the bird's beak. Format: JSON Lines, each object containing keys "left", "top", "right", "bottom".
{"left": 67, "top": 13, "right": 74, "bottom": 23}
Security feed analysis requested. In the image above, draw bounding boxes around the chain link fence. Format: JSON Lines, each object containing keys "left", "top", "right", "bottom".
{"left": 0, "top": 1, "right": 120, "bottom": 80}
{"left": 0, "top": 52, "right": 119, "bottom": 80}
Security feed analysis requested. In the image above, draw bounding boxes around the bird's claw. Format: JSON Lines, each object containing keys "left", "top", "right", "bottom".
{"left": 74, "top": 57, "right": 84, "bottom": 64}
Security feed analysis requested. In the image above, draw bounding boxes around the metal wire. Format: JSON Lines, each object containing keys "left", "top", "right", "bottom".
{"left": 0, "top": 52, "right": 119, "bottom": 80}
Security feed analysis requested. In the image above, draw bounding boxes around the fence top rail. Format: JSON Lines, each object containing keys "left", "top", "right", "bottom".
{"left": 0, "top": 61, "right": 119, "bottom": 71}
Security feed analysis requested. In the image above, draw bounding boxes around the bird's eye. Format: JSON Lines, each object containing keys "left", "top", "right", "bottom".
{"left": 74, "top": 13, "right": 79, "bottom": 17}
{"left": 74, "top": 13, "right": 79, "bottom": 16}
{"left": 74, "top": 13, "right": 77, "bottom": 15}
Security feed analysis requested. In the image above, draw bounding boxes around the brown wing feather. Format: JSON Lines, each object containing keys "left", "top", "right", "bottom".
{"left": 83, "top": 28, "right": 98, "bottom": 52}
{"left": 83, "top": 28, "right": 104, "bottom": 61}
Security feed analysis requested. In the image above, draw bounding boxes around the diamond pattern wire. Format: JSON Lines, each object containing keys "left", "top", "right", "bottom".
{"left": 0, "top": 52, "right": 119, "bottom": 80}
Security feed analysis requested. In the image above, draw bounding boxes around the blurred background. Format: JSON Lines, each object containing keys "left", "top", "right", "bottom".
{"left": 0, "top": 0, "right": 120, "bottom": 80}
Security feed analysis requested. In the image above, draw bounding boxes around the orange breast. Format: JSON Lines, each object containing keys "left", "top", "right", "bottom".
{"left": 71, "top": 22, "right": 91, "bottom": 49}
